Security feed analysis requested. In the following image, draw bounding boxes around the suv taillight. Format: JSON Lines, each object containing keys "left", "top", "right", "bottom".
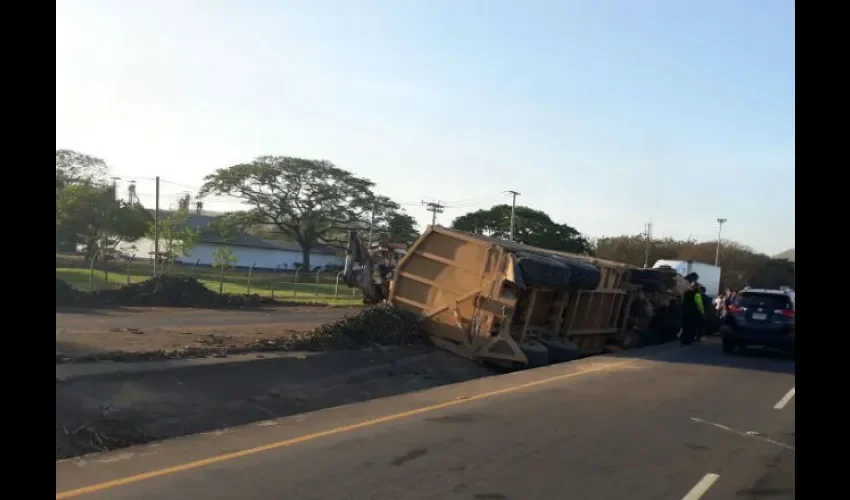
{"left": 728, "top": 304, "right": 743, "bottom": 314}
{"left": 775, "top": 308, "right": 795, "bottom": 318}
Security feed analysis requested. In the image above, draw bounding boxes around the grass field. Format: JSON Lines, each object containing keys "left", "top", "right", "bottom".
{"left": 56, "top": 262, "right": 364, "bottom": 306}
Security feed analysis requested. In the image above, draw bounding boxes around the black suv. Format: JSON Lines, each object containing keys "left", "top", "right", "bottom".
{"left": 720, "top": 288, "right": 795, "bottom": 356}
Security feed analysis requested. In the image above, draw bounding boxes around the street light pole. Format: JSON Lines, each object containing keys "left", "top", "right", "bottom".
{"left": 715, "top": 218, "right": 727, "bottom": 266}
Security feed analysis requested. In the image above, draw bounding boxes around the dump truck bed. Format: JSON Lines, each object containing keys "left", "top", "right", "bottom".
{"left": 389, "top": 227, "right": 635, "bottom": 366}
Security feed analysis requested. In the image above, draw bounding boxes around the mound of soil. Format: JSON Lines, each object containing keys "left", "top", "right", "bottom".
{"left": 56, "top": 278, "right": 76, "bottom": 305}
{"left": 56, "top": 305, "right": 426, "bottom": 364}
{"left": 55, "top": 275, "right": 323, "bottom": 309}
{"left": 287, "top": 305, "right": 425, "bottom": 351}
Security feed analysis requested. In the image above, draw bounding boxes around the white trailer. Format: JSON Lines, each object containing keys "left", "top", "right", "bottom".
{"left": 652, "top": 259, "right": 722, "bottom": 298}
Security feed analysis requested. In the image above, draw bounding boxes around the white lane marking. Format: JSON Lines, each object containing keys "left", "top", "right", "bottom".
{"left": 690, "top": 417, "right": 795, "bottom": 451}
{"left": 773, "top": 387, "right": 795, "bottom": 410}
{"left": 681, "top": 473, "right": 720, "bottom": 500}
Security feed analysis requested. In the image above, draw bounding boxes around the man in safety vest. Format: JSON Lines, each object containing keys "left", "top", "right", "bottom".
{"left": 694, "top": 285, "right": 706, "bottom": 341}
{"left": 680, "top": 273, "right": 703, "bottom": 345}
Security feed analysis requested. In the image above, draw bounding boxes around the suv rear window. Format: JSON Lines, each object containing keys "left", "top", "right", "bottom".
{"left": 737, "top": 293, "right": 792, "bottom": 310}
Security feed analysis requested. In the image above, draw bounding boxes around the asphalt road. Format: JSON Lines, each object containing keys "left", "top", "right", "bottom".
{"left": 56, "top": 339, "right": 795, "bottom": 500}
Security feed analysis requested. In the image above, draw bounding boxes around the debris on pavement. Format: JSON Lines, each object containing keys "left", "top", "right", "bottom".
{"left": 57, "top": 411, "right": 155, "bottom": 459}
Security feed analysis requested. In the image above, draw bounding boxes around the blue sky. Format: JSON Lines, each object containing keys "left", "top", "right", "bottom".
{"left": 56, "top": 0, "right": 794, "bottom": 255}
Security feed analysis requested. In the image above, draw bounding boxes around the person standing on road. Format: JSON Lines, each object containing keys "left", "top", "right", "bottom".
{"left": 680, "top": 273, "right": 702, "bottom": 345}
{"left": 695, "top": 285, "right": 707, "bottom": 341}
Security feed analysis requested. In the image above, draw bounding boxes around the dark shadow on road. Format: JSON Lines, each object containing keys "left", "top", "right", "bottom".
{"left": 55, "top": 349, "right": 496, "bottom": 459}
{"left": 606, "top": 336, "right": 795, "bottom": 375}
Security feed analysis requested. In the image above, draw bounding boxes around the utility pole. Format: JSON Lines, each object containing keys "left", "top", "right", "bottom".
{"left": 504, "top": 190, "right": 521, "bottom": 241}
{"left": 153, "top": 176, "right": 160, "bottom": 276}
{"left": 643, "top": 221, "right": 653, "bottom": 268}
{"left": 368, "top": 202, "right": 376, "bottom": 245}
{"left": 422, "top": 201, "right": 444, "bottom": 226}
{"left": 715, "top": 218, "right": 727, "bottom": 266}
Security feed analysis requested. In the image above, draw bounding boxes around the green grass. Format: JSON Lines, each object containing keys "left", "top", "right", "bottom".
{"left": 56, "top": 265, "right": 364, "bottom": 306}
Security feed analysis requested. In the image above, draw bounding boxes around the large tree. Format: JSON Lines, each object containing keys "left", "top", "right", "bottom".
{"left": 452, "top": 204, "right": 592, "bottom": 254}
{"left": 56, "top": 183, "right": 150, "bottom": 262}
{"left": 199, "top": 156, "right": 407, "bottom": 269}
{"left": 56, "top": 149, "right": 107, "bottom": 188}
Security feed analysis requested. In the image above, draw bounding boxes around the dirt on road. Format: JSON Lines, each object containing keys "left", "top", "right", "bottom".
{"left": 56, "top": 348, "right": 496, "bottom": 459}
{"left": 56, "top": 306, "right": 361, "bottom": 357}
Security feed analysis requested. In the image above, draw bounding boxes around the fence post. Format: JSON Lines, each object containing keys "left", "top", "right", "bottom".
{"left": 194, "top": 258, "right": 201, "bottom": 277}
{"left": 294, "top": 268, "right": 300, "bottom": 284}
{"left": 247, "top": 263, "right": 255, "bottom": 294}
{"left": 315, "top": 271, "right": 321, "bottom": 284}
{"left": 88, "top": 253, "right": 97, "bottom": 291}
{"left": 270, "top": 282, "right": 275, "bottom": 299}
{"left": 334, "top": 272, "right": 343, "bottom": 298}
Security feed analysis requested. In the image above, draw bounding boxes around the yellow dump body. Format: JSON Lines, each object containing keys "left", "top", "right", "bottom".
{"left": 388, "top": 226, "right": 635, "bottom": 366}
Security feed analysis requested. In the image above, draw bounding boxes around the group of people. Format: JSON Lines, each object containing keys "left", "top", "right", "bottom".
{"left": 679, "top": 274, "right": 740, "bottom": 345}
{"left": 712, "top": 289, "right": 738, "bottom": 317}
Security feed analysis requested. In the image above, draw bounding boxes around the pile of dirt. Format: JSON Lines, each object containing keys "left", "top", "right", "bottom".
{"left": 287, "top": 305, "right": 426, "bottom": 351}
{"left": 56, "top": 278, "right": 76, "bottom": 305}
{"left": 56, "top": 305, "right": 426, "bottom": 364}
{"left": 55, "top": 275, "right": 326, "bottom": 309}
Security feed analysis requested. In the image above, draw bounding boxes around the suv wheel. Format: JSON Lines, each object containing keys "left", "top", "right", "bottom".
{"left": 722, "top": 338, "right": 736, "bottom": 354}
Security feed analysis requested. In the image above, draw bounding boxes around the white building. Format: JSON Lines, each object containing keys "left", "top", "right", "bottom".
{"left": 119, "top": 214, "right": 343, "bottom": 270}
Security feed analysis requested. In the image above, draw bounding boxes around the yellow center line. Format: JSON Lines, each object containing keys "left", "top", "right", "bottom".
{"left": 56, "top": 358, "right": 635, "bottom": 499}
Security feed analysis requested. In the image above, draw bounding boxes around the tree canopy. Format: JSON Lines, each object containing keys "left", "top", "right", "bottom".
{"left": 199, "top": 156, "right": 412, "bottom": 268}
{"left": 451, "top": 204, "right": 592, "bottom": 254}
{"left": 56, "top": 183, "right": 150, "bottom": 262}
{"left": 594, "top": 235, "right": 795, "bottom": 290}
{"left": 147, "top": 208, "right": 198, "bottom": 272}
{"left": 383, "top": 212, "right": 420, "bottom": 246}
{"left": 56, "top": 149, "right": 107, "bottom": 188}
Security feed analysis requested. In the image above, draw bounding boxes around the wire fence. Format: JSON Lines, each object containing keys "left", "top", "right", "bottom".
{"left": 55, "top": 253, "right": 364, "bottom": 305}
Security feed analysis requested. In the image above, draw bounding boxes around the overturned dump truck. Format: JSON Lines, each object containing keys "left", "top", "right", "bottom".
{"left": 387, "top": 226, "right": 634, "bottom": 367}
